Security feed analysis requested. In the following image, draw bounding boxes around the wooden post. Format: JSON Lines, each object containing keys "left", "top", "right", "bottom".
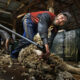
{"left": 47, "top": 0, "right": 55, "bottom": 13}
{"left": 12, "top": 15, "right": 17, "bottom": 40}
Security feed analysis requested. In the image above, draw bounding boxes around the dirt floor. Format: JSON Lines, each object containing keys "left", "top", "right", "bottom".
{"left": 0, "top": 48, "right": 80, "bottom": 80}
{"left": 0, "top": 36, "right": 80, "bottom": 80}
{"left": 0, "top": 61, "right": 80, "bottom": 80}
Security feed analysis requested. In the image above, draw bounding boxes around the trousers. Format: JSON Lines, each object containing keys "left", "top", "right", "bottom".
{"left": 11, "top": 15, "right": 38, "bottom": 58}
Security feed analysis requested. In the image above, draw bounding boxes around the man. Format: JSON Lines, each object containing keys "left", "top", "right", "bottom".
{"left": 0, "top": 29, "right": 12, "bottom": 52}
{"left": 11, "top": 11, "right": 71, "bottom": 58}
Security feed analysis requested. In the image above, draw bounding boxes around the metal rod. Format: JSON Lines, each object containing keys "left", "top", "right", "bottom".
{"left": 0, "top": 24, "right": 38, "bottom": 46}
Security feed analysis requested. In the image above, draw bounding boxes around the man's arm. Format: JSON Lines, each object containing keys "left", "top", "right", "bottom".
{"left": 38, "top": 13, "right": 51, "bottom": 55}
{"left": 48, "top": 27, "right": 58, "bottom": 49}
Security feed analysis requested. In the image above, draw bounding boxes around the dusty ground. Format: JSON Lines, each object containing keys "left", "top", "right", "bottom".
{"left": 0, "top": 35, "right": 80, "bottom": 80}
{"left": 0, "top": 48, "right": 80, "bottom": 80}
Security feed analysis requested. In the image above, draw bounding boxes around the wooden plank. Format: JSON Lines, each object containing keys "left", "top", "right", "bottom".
{"left": 47, "top": 0, "right": 55, "bottom": 12}
{"left": 0, "top": 9, "right": 11, "bottom": 15}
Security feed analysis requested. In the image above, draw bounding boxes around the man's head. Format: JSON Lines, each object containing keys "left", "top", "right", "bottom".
{"left": 53, "top": 12, "right": 71, "bottom": 27}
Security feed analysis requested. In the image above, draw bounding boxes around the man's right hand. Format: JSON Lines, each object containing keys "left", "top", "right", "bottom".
{"left": 38, "top": 44, "right": 50, "bottom": 59}
{"left": 41, "top": 44, "right": 50, "bottom": 59}
{"left": 45, "top": 44, "right": 50, "bottom": 55}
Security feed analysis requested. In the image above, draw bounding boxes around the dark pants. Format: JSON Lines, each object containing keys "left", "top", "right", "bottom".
{"left": 11, "top": 17, "right": 38, "bottom": 58}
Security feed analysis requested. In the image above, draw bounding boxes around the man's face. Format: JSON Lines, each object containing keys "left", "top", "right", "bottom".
{"left": 53, "top": 13, "right": 67, "bottom": 26}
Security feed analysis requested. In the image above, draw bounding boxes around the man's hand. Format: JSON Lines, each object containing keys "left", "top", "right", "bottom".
{"left": 39, "top": 44, "right": 50, "bottom": 59}
{"left": 37, "top": 44, "right": 50, "bottom": 59}
{"left": 45, "top": 44, "right": 50, "bottom": 56}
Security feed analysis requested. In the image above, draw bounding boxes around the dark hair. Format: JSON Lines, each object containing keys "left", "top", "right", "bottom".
{"left": 61, "top": 12, "right": 72, "bottom": 23}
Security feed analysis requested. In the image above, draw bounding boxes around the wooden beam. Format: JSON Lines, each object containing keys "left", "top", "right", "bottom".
{"left": 0, "top": 20, "right": 13, "bottom": 27}
{"left": 23, "top": 0, "right": 39, "bottom": 12}
{"left": 0, "top": 9, "right": 11, "bottom": 15}
{"left": 7, "top": 0, "right": 11, "bottom": 6}
{"left": 47, "top": 0, "right": 55, "bottom": 13}
{"left": 15, "top": 0, "right": 40, "bottom": 14}
{"left": 73, "top": 0, "right": 80, "bottom": 9}
{"left": 12, "top": 18, "right": 17, "bottom": 39}
{"left": 39, "top": 0, "right": 47, "bottom": 9}
{"left": 16, "top": 3, "right": 25, "bottom": 12}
